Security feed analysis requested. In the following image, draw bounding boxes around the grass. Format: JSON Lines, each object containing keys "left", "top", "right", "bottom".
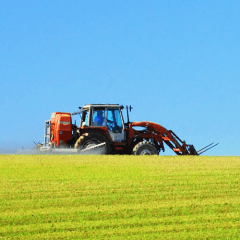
{"left": 0, "top": 155, "right": 240, "bottom": 239}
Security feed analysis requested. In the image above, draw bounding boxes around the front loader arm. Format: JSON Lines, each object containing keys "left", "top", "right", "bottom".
{"left": 129, "top": 121, "right": 198, "bottom": 155}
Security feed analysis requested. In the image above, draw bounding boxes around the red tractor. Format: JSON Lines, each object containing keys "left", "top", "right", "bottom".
{"left": 38, "top": 104, "right": 218, "bottom": 155}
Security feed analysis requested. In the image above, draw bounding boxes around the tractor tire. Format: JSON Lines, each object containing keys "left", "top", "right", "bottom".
{"left": 132, "top": 141, "right": 158, "bottom": 155}
{"left": 76, "top": 132, "right": 111, "bottom": 154}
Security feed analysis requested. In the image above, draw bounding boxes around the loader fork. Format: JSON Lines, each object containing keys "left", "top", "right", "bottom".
{"left": 162, "top": 130, "right": 199, "bottom": 155}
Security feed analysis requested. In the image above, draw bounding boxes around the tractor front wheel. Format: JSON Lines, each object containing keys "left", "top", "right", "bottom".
{"left": 132, "top": 141, "right": 158, "bottom": 155}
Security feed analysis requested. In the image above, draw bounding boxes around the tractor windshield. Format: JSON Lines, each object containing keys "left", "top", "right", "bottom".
{"left": 107, "top": 109, "right": 123, "bottom": 133}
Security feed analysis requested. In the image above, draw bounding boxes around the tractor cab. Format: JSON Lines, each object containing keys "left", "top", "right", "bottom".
{"left": 80, "top": 104, "right": 125, "bottom": 142}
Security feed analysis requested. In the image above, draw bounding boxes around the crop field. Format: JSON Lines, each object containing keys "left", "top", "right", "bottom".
{"left": 0, "top": 155, "right": 240, "bottom": 239}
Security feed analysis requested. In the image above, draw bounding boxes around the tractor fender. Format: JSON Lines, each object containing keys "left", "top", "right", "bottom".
{"left": 129, "top": 121, "right": 167, "bottom": 152}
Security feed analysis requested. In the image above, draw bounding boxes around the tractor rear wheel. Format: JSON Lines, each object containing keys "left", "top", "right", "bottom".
{"left": 76, "top": 132, "right": 110, "bottom": 154}
{"left": 132, "top": 141, "right": 158, "bottom": 155}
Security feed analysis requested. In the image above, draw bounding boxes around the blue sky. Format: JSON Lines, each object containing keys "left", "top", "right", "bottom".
{"left": 0, "top": 1, "right": 239, "bottom": 155}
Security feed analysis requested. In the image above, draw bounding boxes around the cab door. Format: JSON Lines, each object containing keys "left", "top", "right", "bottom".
{"left": 106, "top": 108, "right": 125, "bottom": 142}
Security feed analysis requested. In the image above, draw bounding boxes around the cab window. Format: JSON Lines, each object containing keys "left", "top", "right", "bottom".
{"left": 107, "top": 109, "right": 123, "bottom": 133}
{"left": 92, "top": 108, "right": 105, "bottom": 126}
{"left": 81, "top": 110, "right": 89, "bottom": 126}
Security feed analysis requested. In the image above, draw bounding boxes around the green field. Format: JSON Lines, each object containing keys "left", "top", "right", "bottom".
{"left": 0, "top": 155, "right": 240, "bottom": 239}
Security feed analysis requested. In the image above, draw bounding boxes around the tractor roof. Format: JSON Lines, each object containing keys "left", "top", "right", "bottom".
{"left": 82, "top": 104, "right": 123, "bottom": 109}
